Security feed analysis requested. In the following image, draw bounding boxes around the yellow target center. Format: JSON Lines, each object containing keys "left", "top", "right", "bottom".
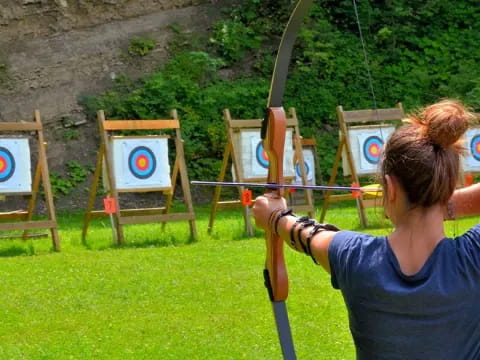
{"left": 138, "top": 158, "right": 147, "bottom": 168}
{"left": 0, "top": 159, "right": 5, "bottom": 172}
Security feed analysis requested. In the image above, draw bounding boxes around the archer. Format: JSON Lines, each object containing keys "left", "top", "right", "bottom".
{"left": 254, "top": 99, "right": 480, "bottom": 359}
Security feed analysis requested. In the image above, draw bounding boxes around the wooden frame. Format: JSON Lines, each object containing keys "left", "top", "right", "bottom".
{"left": 0, "top": 110, "right": 60, "bottom": 250}
{"left": 208, "top": 107, "right": 314, "bottom": 236}
{"left": 319, "top": 104, "right": 404, "bottom": 227}
{"left": 82, "top": 110, "right": 197, "bottom": 244}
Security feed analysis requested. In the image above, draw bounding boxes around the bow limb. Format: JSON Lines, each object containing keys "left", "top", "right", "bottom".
{"left": 262, "top": 0, "right": 314, "bottom": 303}
{"left": 261, "top": 1, "right": 314, "bottom": 358}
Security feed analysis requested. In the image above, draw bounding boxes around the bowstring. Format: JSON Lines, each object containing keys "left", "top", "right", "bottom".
{"left": 352, "top": 0, "right": 386, "bottom": 223}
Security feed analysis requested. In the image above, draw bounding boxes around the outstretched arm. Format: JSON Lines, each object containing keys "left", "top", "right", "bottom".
{"left": 253, "top": 195, "right": 338, "bottom": 273}
{"left": 447, "top": 183, "right": 480, "bottom": 219}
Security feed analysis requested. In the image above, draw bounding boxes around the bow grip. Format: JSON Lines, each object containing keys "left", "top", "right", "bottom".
{"left": 263, "top": 107, "right": 289, "bottom": 302}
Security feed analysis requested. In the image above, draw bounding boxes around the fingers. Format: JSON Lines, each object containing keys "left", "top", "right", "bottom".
{"left": 252, "top": 195, "right": 287, "bottom": 230}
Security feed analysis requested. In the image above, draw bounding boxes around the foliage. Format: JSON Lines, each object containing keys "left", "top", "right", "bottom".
{"left": 62, "top": 128, "right": 80, "bottom": 141}
{"left": 128, "top": 36, "right": 155, "bottom": 56}
{"left": 82, "top": 0, "right": 480, "bottom": 182}
{"left": 49, "top": 161, "right": 90, "bottom": 198}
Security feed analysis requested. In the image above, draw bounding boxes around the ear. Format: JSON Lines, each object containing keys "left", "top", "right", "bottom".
{"left": 385, "top": 174, "right": 396, "bottom": 203}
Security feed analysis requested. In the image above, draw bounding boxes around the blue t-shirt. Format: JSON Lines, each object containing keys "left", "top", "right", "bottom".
{"left": 328, "top": 224, "right": 480, "bottom": 360}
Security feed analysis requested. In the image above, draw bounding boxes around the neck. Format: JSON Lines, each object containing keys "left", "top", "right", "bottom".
{"left": 388, "top": 204, "right": 446, "bottom": 275}
{"left": 390, "top": 204, "right": 445, "bottom": 245}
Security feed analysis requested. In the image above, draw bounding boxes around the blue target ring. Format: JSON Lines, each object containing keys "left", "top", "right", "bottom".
{"left": 255, "top": 141, "right": 269, "bottom": 169}
{"left": 0, "top": 147, "right": 15, "bottom": 182}
{"left": 471, "top": 135, "right": 480, "bottom": 161}
{"left": 363, "top": 136, "right": 384, "bottom": 164}
{"left": 295, "top": 161, "right": 310, "bottom": 178}
{"left": 128, "top": 146, "right": 156, "bottom": 179}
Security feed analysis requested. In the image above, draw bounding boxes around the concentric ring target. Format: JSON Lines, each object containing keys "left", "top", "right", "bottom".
{"left": 471, "top": 135, "right": 480, "bottom": 161}
{"left": 0, "top": 147, "right": 16, "bottom": 182}
{"left": 128, "top": 146, "right": 157, "bottom": 179}
{"left": 295, "top": 161, "right": 310, "bottom": 178}
{"left": 255, "top": 141, "right": 269, "bottom": 169}
{"left": 363, "top": 136, "right": 384, "bottom": 164}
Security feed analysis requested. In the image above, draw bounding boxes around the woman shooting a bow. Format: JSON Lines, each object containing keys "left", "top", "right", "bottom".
{"left": 253, "top": 99, "right": 480, "bottom": 359}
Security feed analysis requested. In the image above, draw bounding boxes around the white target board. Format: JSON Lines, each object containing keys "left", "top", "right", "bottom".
{"left": 343, "top": 126, "right": 395, "bottom": 175}
{"left": 111, "top": 137, "right": 171, "bottom": 190}
{"left": 292, "top": 147, "right": 315, "bottom": 185}
{"left": 235, "top": 129, "right": 295, "bottom": 180}
{"left": 462, "top": 127, "right": 480, "bottom": 172}
{"left": 0, "top": 138, "right": 32, "bottom": 194}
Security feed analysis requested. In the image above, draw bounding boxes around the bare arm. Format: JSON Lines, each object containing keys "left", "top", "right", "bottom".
{"left": 275, "top": 214, "right": 337, "bottom": 273}
{"left": 252, "top": 195, "right": 338, "bottom": 274}
{"left": 447, "top": 183, "right": 480, "bottom": 219}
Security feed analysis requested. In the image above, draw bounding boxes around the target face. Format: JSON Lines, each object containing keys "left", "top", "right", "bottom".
{"left": 255, "top": 142, "right": 269, "bottom": 169}
{"left": 0, "top": 147, "right": 16, "bottom": 182}
{"left": 128, "top": 146, "right": 157, "bottom": 179}
{"left": 295, "top": 161, "right": 310, "bottom": 178}
{"left": 471, "top": 135, "right": 480, "bottom": 161}
{"left": 111, "top": 138, "right": 171, "bottom": 190}
{"left": 343, "top": 126, "right": 395, "bottom": 175}
{"left": 363, "top": 136, "right": 383, "bottom": 164}
{"left": 292, "top": 147, "right": 315, "bottom": 185}
{"left": 0, "top": 138, "right": 31, "bottom": 193}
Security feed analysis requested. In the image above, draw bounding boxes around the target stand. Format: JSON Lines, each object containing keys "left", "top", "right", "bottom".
{"left": 82, "top": 110, "right": 197, "bottom": 245}
{"left": 459, "top": 126, "right": 480, "bottom": 187}
{"left": 0, "top": 110, "right": 60, "bottom": 250}
{"left": 208, "top": 107, "right": 314, "bottom": 236}
{"left": 319, "top": 104, "right": 404, "bottom": 227}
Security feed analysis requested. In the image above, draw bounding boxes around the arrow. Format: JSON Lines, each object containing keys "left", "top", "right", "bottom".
{"left": 191, "top": 180, "right": 382, "bottom": 193}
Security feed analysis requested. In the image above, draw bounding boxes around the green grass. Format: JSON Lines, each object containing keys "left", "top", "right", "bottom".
{"left": 0, "top": 201, "right": 476, "bottom": 359}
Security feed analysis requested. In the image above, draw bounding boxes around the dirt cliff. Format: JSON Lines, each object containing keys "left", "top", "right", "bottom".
{"left": 0, "top": 0, "right": 234, "bottom": 209}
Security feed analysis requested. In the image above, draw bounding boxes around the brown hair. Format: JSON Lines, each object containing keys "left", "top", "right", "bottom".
{"left": 380, "top": 99, "right": 475, "bottom": 208}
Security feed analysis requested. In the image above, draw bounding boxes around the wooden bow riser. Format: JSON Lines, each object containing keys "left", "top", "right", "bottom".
{"left": 264, "top": 107, "right": 289, "bottom": 301}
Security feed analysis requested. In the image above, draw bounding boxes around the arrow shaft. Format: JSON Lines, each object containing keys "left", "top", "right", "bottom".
{"left": 191, "top": 180, "right": 382, "bottom": 192}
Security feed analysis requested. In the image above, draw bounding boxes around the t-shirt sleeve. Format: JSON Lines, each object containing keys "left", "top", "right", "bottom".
{"left": 328, "top": 230, "right": 366, "bottom": 290}
{"left": 328, "top": 231, "right": 374, "bottom": 289}
{"left": 458, "top": 224, "right": 480, "bottom": 274}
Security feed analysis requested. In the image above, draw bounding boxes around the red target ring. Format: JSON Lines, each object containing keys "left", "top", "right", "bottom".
{"left": 0, "top": 147, "right": 15, "bottom": 182}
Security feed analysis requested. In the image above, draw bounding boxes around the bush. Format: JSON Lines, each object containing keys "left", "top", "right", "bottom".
{"left": 81, "top": 0, "right": 480, "bottom": 182}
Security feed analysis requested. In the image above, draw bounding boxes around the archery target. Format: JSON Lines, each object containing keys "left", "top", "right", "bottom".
{"left": 255, "top": 142, "right": 270, "bottom": 169}
{"left": 0, "top": 138, "right": 31, "bottom": 193}
{"left": 342, "top": 126, "right": 395, "bottom": 175}
{"left": 292, "top": 147, "right": 315, "bottom": 185}
{"left": 128, "top": 146, "right": 157, "bottom": 179}
{"left": 471, "top": 135, "right": 480, "bottom": 161}
{"left": 234, "top": 129, "right": 295, "bottom": 180}
{"left": 111, "top": 138, "right": 171, "bottom": 190}
{"left": 363, "top": 136, "right": 383, "bottom": 164}
{"left": 463, "top": 128, "right": 480, "bottom": 171}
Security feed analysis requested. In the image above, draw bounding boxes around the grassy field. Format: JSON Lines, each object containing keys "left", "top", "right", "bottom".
{"left": 0, "top": 201, "right": 476, "bottom": 359}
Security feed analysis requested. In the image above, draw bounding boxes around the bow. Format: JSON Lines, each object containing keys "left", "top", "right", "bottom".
{"left": 261, "top": 1, "right": 314, "bottom": 359}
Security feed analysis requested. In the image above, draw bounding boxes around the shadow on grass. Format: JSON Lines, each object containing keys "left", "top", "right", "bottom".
{"left": 83, "top": 233, "right": 197, "bottom": 251}
{"left": 0, "top": 244, "right": 34, "bottom": 257}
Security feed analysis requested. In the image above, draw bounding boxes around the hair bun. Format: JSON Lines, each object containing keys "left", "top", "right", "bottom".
{"left": 421, "top": 100, "right": 473, "bottom": 148}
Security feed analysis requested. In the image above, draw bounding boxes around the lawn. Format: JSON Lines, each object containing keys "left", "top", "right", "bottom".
{"left": 0, "top": 201, "right": 476, "bottom": 359}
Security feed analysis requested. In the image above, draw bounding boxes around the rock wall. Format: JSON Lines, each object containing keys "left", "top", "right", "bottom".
{"left": 0, "top": 0, "right": 233, "bottom": 209}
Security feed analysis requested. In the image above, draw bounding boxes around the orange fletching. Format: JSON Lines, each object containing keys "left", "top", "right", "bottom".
{"left": 351, "top": 182, "right": 361, "bottom": 199}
